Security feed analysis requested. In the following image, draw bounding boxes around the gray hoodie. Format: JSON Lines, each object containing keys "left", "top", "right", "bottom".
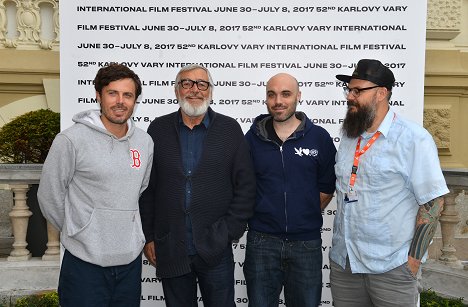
{"left": 38, "top": 110, "right": 154, "bottom": 267}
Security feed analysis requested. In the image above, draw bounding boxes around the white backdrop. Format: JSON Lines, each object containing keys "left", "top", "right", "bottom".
{"left": 60, "top": 1, "right": 428, "bottom": 305}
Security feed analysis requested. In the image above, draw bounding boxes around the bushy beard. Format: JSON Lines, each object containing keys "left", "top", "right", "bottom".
{"left": 179, "top": 97, "right": 210, "bottom": 117}
{"left": 341, "top": 101, "right": 376, "bottom": 138}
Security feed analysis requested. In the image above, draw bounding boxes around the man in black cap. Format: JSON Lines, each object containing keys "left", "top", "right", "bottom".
{"left": 329, "top": 59, "right": 449, "bottom": 306}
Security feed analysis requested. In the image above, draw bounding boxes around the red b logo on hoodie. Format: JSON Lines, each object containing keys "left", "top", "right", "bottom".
{"left": 130, "top": 149, "right": 141, "bottom": 168}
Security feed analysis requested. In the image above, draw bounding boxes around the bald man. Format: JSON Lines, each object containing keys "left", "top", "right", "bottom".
{"left": 243, "top": 73, "right": 337, "bottom": 307}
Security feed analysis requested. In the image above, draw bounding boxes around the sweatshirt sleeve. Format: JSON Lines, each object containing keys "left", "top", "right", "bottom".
{"left": 139, "top": 138, "right": 154, "bottom": 196}
{"left": 37, "top": 134, "right": 76, "bottom": 231}
{"left": 318, "top": 129, "right": 337, "bottom": 194}
{"left": 139, "top": 123, "right": 157, "bottom": 243}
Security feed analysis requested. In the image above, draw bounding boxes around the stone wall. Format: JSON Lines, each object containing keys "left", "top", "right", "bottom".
{"left": 0, "top": 187, "right": 13, "bottom": 256}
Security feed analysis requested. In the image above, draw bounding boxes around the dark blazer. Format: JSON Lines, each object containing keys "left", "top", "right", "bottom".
{"left": 139, "top": 108, "right": 256, "bottom": 278}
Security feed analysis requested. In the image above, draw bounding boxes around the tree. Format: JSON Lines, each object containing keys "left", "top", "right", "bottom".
{"left": 0, "top": 109, "right": 60, "bottom": 163}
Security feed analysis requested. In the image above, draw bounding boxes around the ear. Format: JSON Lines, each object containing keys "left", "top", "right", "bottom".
{"left": 95, "top": 91, "right": 101, "bottom": 103}
{"left": 377, "top": 87, "right": 389, "bottom": 102}
{"left": 297, "top": 90, "right": 302, "bottom": 102}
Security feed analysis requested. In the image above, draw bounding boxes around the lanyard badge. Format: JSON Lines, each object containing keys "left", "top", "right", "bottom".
{"left": 345, "top": 131, "right": 382, "bottom": 203}
{"left": 344, "top": 186, "right": 358, "bottom": 203}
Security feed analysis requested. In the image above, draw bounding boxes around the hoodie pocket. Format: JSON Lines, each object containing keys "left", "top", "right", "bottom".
{"left": 68, "top": 208, "right": 145, "bottom": 259}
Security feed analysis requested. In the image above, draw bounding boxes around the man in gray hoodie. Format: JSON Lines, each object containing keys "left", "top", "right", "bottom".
{"left": 38, "top": 63, "right": 154, "bottom": 307}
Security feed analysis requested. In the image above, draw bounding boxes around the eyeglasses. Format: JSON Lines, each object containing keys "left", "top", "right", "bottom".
{"left": 343, "top": 85, "right": 380, "bottom": 98}
{"left": 178, "top": 79, "right": 210, "bottom": 91}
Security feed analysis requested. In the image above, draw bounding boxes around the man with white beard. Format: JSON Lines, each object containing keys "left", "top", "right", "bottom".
{"left": 139, "top": 64, "right": 256, "bottom": 307}
{"left": 330, "top": 59, "right": 448, "bottom": 307}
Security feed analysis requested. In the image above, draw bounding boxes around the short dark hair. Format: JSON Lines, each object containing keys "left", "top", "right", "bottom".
{"left": 93, "top": 63, "right": 142, "bottom": 98}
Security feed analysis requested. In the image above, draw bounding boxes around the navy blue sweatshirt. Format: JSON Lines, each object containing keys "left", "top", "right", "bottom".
{"left": 245, "top": 112, "right": 336, "bottom": 240}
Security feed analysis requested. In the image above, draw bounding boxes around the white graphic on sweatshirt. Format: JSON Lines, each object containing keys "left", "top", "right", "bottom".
{"left": 294, "top": 147, "right": 318, "bottom": 157}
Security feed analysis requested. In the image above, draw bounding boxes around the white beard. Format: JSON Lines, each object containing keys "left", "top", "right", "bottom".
{"left": 179, "top": 98, "right": 210, "bottom": 117}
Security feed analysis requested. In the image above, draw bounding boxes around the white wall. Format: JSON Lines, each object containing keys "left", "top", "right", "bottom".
{"left": 60, "top": 1, "right": 428, "bottom": 305}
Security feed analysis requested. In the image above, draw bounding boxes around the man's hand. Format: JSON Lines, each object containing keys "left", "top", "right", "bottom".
{"left": 407, "top": 255, "right": 421, "bottom": 277}
{"left": 143, "top": 241, "right": 156, "bottom": 267}
{"left": 320, "top": 192, "right": 334, "bottom": 210}
{"left": 408, "top": 196, "right": 444, "bottom": 277}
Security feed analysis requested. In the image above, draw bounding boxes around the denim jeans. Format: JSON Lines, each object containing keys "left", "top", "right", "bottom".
{"left": 58, "top": 249, "right": 141, "bottom": 307}
{"left": 243, "top": 231, "right": 322, "bottom": 307}
{"left": 161, "top": 245, "right": 236, "bottom": 307}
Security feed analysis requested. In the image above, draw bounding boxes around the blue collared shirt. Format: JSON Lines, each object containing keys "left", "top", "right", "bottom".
{"left": 330, "top": 108, "right": 449, "bottom": 273}
{"left": 179, "top": 112, "right": 210, "bottom": 255}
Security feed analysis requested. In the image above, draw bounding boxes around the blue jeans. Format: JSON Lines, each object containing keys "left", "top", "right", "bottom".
{"left": 161, "top": 246, "right": 236, "bottom": 307}
{"left": 243, "top": 231, "right": 322, "bottom": 307}
{"left": 58, "top": 249, "right": 141, "bottom": 307}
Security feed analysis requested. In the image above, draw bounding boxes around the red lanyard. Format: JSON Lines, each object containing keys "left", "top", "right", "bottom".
{"left": 348, "top": 131, "right": 381, "bottom": 187}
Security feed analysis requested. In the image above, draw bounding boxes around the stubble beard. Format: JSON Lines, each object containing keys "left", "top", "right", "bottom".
{"left": 102, "top": 103, "right": 132, "bottom": 125}
{"left": 272, "top": 110, "right": 296, "bottom": 123}
{"left": 269, "top": 103, "right": 297, "bottom": 123}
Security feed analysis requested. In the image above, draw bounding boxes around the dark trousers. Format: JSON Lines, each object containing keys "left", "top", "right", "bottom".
{"left": 161, "top": 246, "right": 236, "bottom": 307}
{"left": 58, "top": 249, "right": 141, "bottom": 307}
{"left": 243, "top": 231, "right": 322, "bottom": 307}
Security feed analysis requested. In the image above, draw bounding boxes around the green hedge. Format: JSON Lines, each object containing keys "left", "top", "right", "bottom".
{"left": 421, "top": 289, "right": 467, "bottom": 307}
{"left": 0, "top": 109, "right": 59, "bottom": 163}
{"left": 13, "top": 291, "right": 58, "bottom": 307}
